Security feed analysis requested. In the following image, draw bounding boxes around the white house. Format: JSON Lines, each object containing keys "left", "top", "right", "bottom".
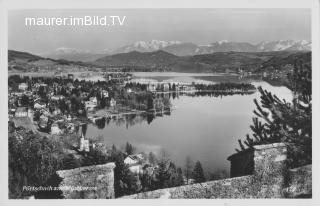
{"left": 101, "top": 90, "right": 109, "bottom": 98}
{"left": 34, "top": 102, "right": 46, "bottom": 110}
{"left": 147, "top": 84, "right": 156, "bottom": 92}
{"left": 51, "top": 95, "right": 65, "bottom": 101}
{"left": 128, "top": 164, "right": 143, "bottom": 174}
{"left": 124, "top": 154, "right": 144, "bottom": 165}
{"left": 163, "top": 84, "right": 170, "bottom": 91}
{"left": 66, "top": 122, "right": 75, "bottom": 133}
{"left": 89, "top": 97, "right": 98, "bottom": 105}
{"left": 80, "top": 137, "right": 90, "bottom": 152}
{"left": 110, "top": 98, "right": 116, "bottom": 107}
{"left": 15, "top": 107, "right": 28, "bottom": 117}
{"left": 18, "top": 83, "right": 28, "bottom": 91}
{"left": 51, "top": 123, "right": 62, "bottom": 135}
{"left": 124, "top": 154, "right": 144, "bottom": 174}
{"left": 85, "top": 101, "right": 97, "bottom": 111}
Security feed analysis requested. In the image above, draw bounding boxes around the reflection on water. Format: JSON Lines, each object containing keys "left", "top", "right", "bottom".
{"left": 86, "top": 74, "right": 293, "bottom": 175}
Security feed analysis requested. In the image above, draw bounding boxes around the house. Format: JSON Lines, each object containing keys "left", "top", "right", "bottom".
{"left": 85, "top": 101, "right": 97, "bottom": 111}
{"left": 124, "top": 154, "right": 145, "bottom": 174}
{"left": 124, "top": 154, "right": 144, "bottom": 165}
{"left": 89, "top": 97, "right": 98, "bottom": 105}
{"left": 15, "top": 107, "right": 28, "bottom": 117}
{"left": 147, "top": 84, "right": 156, "bottom": 92}
{"left": 66, "top": 122, "right": 75, "bottom": 133}
{"left": 39, "top": 114, "right": 49, "bottom": 129}
{"left": 153, "top": 98, "right": 164, "bottom": 111}
{"left": 163, "top": 84, "right": 170, "bottom": 91}
{"left": 11, "top": 92, "right": 23, "bottom": 97}
{"left": 40, "top": 108, "right": 51, "bottom": 116}
{"left": 51, "top": 95, "right": 65, "bottom": 101}
{"left": 52, "top": 108, "right": 61, "bottom": 116}
{"left": 263, "top": 72, "right": 268, "bottom": 78}
{"left": 18, "top": 83, "right": 28, "bottom": 91}
{"left": 68, "top": 74, "right": 74, "bottom": 80}
{"left": 128, "top": 164, "right": 143, "bottom": 174}
{"left": 101, "top": 90, "right": 109, "bottom": 98}
{"left": 79, "top": 137, "right": 90, "bottom": 152}
{"left": 34, "top": 102, "right": 46, "bottom": 110}
{"left": 110, "top": 98, "right": 116, "bottom": 107}
{"left": 51, "top": 123, "right": 62, "bottom": 135}
{"left": 66, "top": 115, "right": 72, "bottom": 121}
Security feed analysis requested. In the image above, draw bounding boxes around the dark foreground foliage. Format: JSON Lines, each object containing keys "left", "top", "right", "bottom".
{"left": 237, "top": 59, "right": 311, "bottom": 168}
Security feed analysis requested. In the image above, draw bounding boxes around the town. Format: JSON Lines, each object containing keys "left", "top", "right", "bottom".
{"left": 8, "top": 71, "right": 258, "bottom": 198}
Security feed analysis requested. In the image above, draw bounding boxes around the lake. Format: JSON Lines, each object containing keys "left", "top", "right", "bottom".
{"left": 86, "top": 72, "right": 293, "bottom": 176}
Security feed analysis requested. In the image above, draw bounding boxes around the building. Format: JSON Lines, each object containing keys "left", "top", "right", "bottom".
{"left": 147, "top": 84, "right": 156, "bottom": 92}
{"left": 89, "top": 97, "right": 98, "bottom": 105}
{"left": 15, "top": 107, "right": 28, "bottom": 117}
{"left": 51, "top": 123, "right": 62, "bottom": 135}
{"left": 52, "top": 108, "right": 62, "bottom": 116}
{"left": 66, "top": 123, "right": 75, "bottom": 133}
{"left": 34, "top": 102, "right": 46, "bottom": 110}
{"left": 51, "top": 95, "right": 65, "bottom": 101}
{"left": 163, "top": 84, "right": 170, "bottom": 91}
{"left": 68, "top": 74, "right": 74, "bottom": 80}
{"left": 110, "top": 98, "right": 116, "bottom": 107}
{"left": 124, "top": 154, "right": 144, "bottom": 174}
{"left": 85, "top": 101, "right": 97, "bottom": 111}
{"left": 18, "top": 83, "right": 28, "bottom": 91}
{"left": 124, "top": 154, "right": 143, "bottom": 165}
{"left": 80, "top": 137, "right": 90, "bottom": 152}
{"left": 101, "top": 90, "right": 109, "bottom": 98}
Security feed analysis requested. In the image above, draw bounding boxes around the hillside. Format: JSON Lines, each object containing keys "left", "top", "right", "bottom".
{"left": 8, "top": 50, "right": 94, "bottom": 72}
{"left": 93, "top": 50, "right": 179, "bottom": 67}
{"left": 8, "top": 50, "right": 47, "bottom": 62}
{"left": 93, "top": 50, "right": 311, "bottom": 73}
{"left": 8, "top": 49, "right": 311, "bottom": 73}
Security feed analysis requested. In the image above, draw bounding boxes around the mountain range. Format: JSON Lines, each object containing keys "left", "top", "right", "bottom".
{"left": 42, "top": 39, "right": 311, "bottom": 61}
{"left": 9, "top": 39, "right": 311, "bottom": 73}
{"left": 92, "top": 50, "right": 311, "bottom": 73}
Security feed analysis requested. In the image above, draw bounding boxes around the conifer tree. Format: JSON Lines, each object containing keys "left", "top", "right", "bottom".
{"left": 237, "top": 59, "right": 311, "bottom": 168}
{"left": 192, "top": 161, "right": 206, "bottom": 183}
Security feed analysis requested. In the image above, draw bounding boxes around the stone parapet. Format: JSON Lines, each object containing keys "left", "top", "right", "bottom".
{"left": 56, "top": 162, "right": 115, "bottom": 199}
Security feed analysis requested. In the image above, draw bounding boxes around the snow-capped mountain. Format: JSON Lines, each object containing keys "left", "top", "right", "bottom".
{"left": 42, "top": 47, "right": 107, "bottom": 62}
{"left": 110, "top": 39, "right": 311, "bottom": 56}
{"left": 112, "top": 40, "right": 183, "bottom": 54}
{"left": 42, "top": 39, "right": 311, "bottom": 62}
{"left": 256, "top": 40, "right": 311, "bottom": 52}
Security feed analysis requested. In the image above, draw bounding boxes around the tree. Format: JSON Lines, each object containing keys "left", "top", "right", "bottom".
{"left": 9, "top": 128, "right": 64, "bottom": 198}
{"left": 192, "top": 161, "right": 206, "bottom": 183}
{"left": 237, "top": 59, "right": 311, "bottom": 168}
{"left": 148, "top": 152, "right": 157, "bottom": 165}
{"left": 147, "top": 96, "right": 154, "bottom": 111}
{"left": 113, "top": 153, "right": 139, "bottom": 197}
{"left": 184, "top": 156, "right": 193, "bottom": 184}
{"left": 125, "top": 142, "right": 135, "bottom": 155}
{"left": 154, "top": 149, "right": 171, "bottom": 189}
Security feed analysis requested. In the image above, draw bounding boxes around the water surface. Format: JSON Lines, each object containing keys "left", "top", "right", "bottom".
{"left": 86, "top": 73, "right": 292, "bottom": 175}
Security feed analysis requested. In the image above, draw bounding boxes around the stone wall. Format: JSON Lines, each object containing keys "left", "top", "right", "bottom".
{"left": 56, "top": 162, "right": 115, "bottom": 199}
{"left": 283, "top": 165, "right": 312, "bottom": 198}
{"left": 121, "top": 143, "right": 312, "bottom": 199}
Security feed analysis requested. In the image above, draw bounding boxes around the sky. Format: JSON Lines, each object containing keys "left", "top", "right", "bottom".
{"left": 8, "top": 9, "right": 311, "bottom": 54}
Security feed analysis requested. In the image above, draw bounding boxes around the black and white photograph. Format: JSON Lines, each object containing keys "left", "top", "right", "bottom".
{"left": 0, "top": 0, "right": 319, "bottom": 203}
